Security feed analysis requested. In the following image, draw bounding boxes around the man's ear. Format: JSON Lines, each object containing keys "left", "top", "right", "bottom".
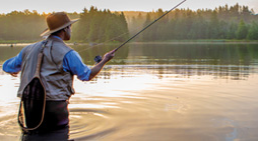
{"left": 63, "top": 28, "right": 67, "bottom": 32}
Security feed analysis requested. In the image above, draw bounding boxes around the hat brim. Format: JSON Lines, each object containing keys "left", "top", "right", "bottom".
{"left": 40, "top": 19, "right": 79, "bottom": 37}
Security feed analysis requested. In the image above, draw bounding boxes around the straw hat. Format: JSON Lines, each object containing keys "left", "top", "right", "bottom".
{"left": 40, "top": 12, "right": 79, "bottom": 36}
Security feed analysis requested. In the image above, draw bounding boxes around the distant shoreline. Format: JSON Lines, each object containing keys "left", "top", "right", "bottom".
{"left": 1, "top": 40, "right": 258, "bottom": 47}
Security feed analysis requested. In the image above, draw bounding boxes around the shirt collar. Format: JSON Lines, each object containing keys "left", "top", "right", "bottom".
{"left": 51, "top": 35, "right": 62, "bottom": 40}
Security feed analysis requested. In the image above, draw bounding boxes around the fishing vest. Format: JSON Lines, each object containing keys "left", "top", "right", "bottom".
{"left": 17, "top": 36, "right": 75, "bottom": 100}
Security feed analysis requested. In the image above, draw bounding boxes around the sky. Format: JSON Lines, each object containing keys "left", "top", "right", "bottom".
{"left": 0, "top": 0, "right": 257, "bottom": 14}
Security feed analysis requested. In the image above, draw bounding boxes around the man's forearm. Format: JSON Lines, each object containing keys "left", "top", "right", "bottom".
{"left": 89, "top": 60, "right": 107, "bottom": 80}
{"left": 88, "top": 49, "right": 115, "bottom": 80}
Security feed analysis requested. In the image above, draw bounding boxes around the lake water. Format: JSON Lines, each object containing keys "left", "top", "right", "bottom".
{"left": 0, "top": 42, "right": 258, "bottom": 141}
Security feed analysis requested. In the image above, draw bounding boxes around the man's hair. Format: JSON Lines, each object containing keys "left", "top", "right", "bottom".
{"left": 51, "top": 30, "right": 63, "bottom": 36}
{"left": 51, "top": 26, "right": 69, "bottom": 36}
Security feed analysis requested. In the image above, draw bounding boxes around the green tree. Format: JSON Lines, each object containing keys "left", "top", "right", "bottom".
{"left": 236, "top": 19, "right": 248, "bottom": 39}
{"left": 208, "top": 11, "right": 220, "bottom": 39}
{"left": 247, "top": 21, "right": 258, "bottom": 40}
{"left": 226, "top": 22, "right": 237, "bottom": 39}
{"left": 75, "top": 7, "right": 129, "bottom": 43}
{"left": 142, "top": 13, "right": 153, "bottom": 41}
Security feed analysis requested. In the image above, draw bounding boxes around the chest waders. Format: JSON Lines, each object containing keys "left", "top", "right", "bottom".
{"left": 18, "top": 41, "right": 48, "bottom": 133}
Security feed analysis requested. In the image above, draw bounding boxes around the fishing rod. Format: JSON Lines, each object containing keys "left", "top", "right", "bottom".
{"left": 94, "top": 0, "right": 187, "bottom": 63}
{"left": 78, "top": 31, "right": 130, "bottom": 53}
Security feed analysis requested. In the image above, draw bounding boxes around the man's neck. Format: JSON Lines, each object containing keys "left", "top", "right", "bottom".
{"left": 51, "top": 35, "right": 63, "bottom": 40}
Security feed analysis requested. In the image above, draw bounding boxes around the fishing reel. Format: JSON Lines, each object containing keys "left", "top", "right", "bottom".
{"left": 94, "top": 55, "right": 102, "bottom": 63}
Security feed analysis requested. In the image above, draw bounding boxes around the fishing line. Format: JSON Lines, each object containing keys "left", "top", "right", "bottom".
{"left": 77, "top": 31, "right": 130, "bottom": 53}
{"left": 94, "top": 0, "right": 187, "bottom": 63}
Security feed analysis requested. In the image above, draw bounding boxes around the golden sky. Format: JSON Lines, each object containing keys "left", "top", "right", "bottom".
{"left": 0, "top": 0, "right": 257, "bottom": 14}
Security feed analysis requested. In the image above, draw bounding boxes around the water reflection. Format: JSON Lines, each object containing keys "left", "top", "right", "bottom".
{"left": 94, "top": 64, "right": 258, "bottom": 81}
{"left": 125, "top": 43, "right": 258, "bottom": 66}
{"left": 0, "top": 46, "right": 23, "bottom": 64}
{"left": 1, "top": 43, "right": 258, "bottom": 66}
{"left": 1, "top": 43, "right": 258, "bottom": 140}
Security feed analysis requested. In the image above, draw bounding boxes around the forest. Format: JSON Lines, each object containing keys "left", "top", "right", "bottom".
{"left": 0, "top": 7, "right": 129, "bottom": 43}
{"left": 0, "top": 4, "right": 257, "bottom": 43}
{"left": 125, "top": 3, "right": 258, "bottom": 41}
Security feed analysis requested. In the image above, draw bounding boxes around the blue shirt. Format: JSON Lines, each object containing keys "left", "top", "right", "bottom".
{"left": 3, "top": 39, "right": 91, "bottom": 81}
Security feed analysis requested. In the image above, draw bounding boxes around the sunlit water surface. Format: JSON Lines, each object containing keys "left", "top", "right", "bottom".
{"left": 0, "top": 43, "right": 258, "bottom": 141}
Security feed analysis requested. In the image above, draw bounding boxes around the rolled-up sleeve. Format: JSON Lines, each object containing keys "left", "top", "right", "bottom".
{"left": 3, "top": 49, "right": 23, "bottom": 73}
{"left": 63, "top": 50, "right": 91, "bottom": 81}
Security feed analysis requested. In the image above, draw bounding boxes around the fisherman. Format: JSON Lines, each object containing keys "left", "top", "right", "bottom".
{"left": 2, "top": 12, "right": 115, "bottom": 132}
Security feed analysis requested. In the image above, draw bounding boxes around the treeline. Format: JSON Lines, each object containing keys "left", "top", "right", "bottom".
{"left": 0, "top": 10, "right": 79, "bottom": 41}
{"left": 0, "top": 4, "right": 258, "bottom": 42}
{"left": 0, "top": 10, "right": 46, "bottom": 41}
{"left": 125, "top": 3, "right": 258, "bottom": 41}
{"left": 72, "top": 7, "right": 129, "bottom": 42}
{"left": 0, "top": 7, "right": 129, "bottom": 42}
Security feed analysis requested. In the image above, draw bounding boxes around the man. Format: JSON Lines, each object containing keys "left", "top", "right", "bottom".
{"left": 3, "top": 12, "right": 115, "bottom": 132}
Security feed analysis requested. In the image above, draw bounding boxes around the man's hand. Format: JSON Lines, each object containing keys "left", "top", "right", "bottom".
{"left": 102, "top": 49, "right": 115, "bottom": 62}
{"left": 89, "top": 49, "right": 116, "bottom": 80}
{"left": 10, "top": 72, "right": 19, "bottom": 77}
